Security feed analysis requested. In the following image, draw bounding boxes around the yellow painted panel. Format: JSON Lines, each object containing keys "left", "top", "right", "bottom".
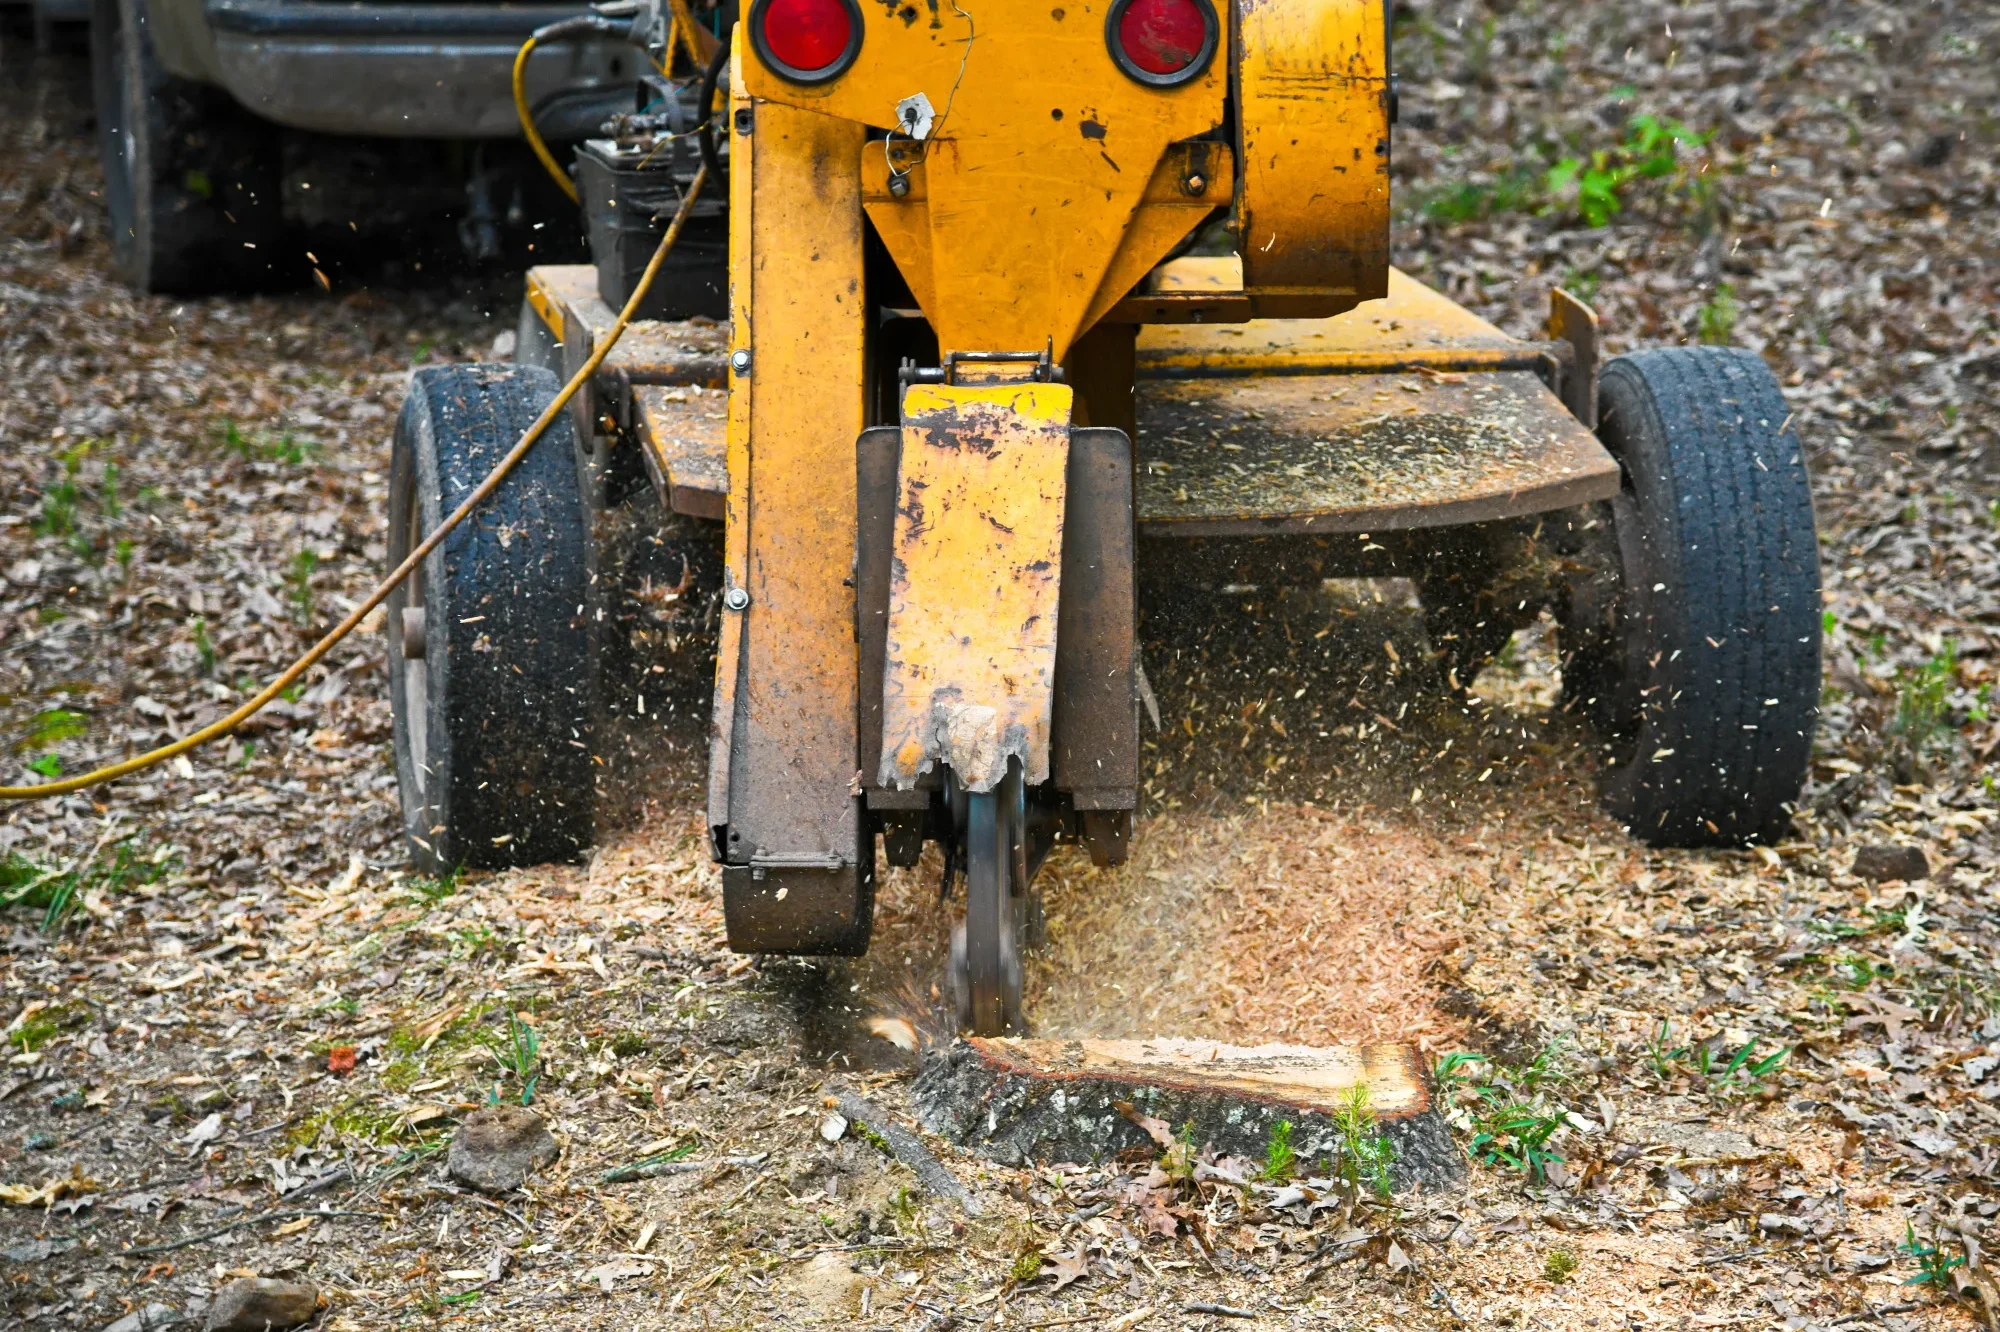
{"left": 748, "top": 0, "right": 1225, "bottom": 360}
{"left": 1077, "top": 142, "right": 1235, "bottom": 334}
{"left": 720, "top": 98, "right": 872, "bottom": 861}
{"left": 707, "top": 38, "right": 756, "bottom": 827}
{"left": 1133, "top": 266, "right": 1532, "bottom": 376}
{"left": 741, "top": 0, "right": 1220, "bottom": 140}
{"left": 879, "top": 381, "right": 1073, "bottom": 794}
{"left": 1237, "top": 0, "right": 1390, "bottom": 317}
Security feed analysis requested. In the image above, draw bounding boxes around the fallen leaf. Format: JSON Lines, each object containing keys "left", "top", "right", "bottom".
{"left": 182, "top": 1112, "right": 223, "bottom": 1156}
{"left": 1113, "top": 1100, "right": 1175, "bottom": 1149}
{"left": 1046, "top": 1244, "right": 1090, "bottom": 1292}
{"left": 326, "top": 1046, "right": 358, "bottom": 1076}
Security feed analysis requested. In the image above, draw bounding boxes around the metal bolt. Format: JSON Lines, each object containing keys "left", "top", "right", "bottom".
{"left": 729, "top": 348, "right": 752, "bottom": 376}
{"left": 887, "top": 173, "right": 911, "bottom": 199}
{"left": 723, "top": 586, "right": 751, "bottom": 612}
{"left": 1181, "top": 173, "right": 1206, "bottom": 196}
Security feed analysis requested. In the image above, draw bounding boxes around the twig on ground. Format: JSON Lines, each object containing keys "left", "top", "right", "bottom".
{"left": 278, "top": 1165, "right": 353, "bottom": 1201}
{"left": 831, "top": 1088, "right": 982, "bottom": 1216}
{"left": 600, "top": 1152, "right": 767, "bottom": 1184}
{"left": 119, "top": 1207, "right": 385, "bottom": 1257}
{"left": 1184, "top": 1303, "right": 1257, "bottom": 1318}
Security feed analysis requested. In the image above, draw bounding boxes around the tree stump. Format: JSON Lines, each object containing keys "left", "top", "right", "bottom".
{"left": 912, "top": 1037, "right": 1461, "bottom": 1191}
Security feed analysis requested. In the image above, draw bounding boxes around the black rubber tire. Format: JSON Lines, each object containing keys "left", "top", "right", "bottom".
{"left": 387, "top": 365, "right": 595, "bottom": 874}
{"left": 91, "top": 0, "right": 285, "bottom": 293}
{"left": 1565, "top": 347, "right": 1821, "bottom": 847}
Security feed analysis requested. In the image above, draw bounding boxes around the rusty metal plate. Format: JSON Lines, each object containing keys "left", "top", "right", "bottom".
{"left": 1134, "top": 370, "right": 1621, "bottom": 537}
{"left": 878, "top": 383, "right": 1073, "bottom": 794}
{"left": 634, "top": 385, "right": 727, "bottom": 520}
{"left": 527, "top": 265, "right": 729, "bottom": 385}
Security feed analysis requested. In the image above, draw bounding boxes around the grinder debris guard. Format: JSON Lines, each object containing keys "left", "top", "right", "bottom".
{"left": 398, "top": 0, "right": 1822, "bottom": 1037}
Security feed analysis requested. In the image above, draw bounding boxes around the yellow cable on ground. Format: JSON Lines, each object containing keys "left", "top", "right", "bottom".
{"left": 1, "top": 163, "right": 711, "bottom": 802}
{"left": 514, "top": 35, "right": 580, "bottom": 205}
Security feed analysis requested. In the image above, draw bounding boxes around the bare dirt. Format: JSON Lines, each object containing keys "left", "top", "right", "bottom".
{"left": 2, "top": 1, "right": 1999, "bottom": 1330}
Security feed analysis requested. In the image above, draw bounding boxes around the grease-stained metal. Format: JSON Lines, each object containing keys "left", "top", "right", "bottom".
{"left": 878, "top": 381, "right": 1074, "bottom": 794}
{"left": 1235, "top": 0, "right": 1391, "bottom": 319}
{"left": 1134, "top": 370, "right": 1620, "bottom": 537}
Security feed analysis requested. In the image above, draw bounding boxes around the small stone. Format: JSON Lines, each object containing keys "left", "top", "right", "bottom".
{"left": 819, "top": 1112, "right": 849, "bottom": 1143}
{"left": 102, "top": 1303, "right": 182, "bottom": 1332}
{"left": 203, "top": 1278, "right": 317, "bottom": 1332}
{"left": 1851, "top": 843, "right": 1928, "bottom": 883}
{"left": 447, "top": 1105, "right": 558, "bottom": 1193}
{"left": 4, "top": 1236, "right": 77, "bottom": 1262}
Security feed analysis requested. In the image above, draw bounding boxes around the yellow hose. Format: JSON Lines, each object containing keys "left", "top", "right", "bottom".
{"left": 515, "top": 35, "right": 580, "bottom": 204}
{"left": 1, "top": 163, "right": 711, "bottom": 802}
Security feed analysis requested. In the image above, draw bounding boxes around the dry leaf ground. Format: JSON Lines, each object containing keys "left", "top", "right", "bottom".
{"left": 2, "top": 1, "right": 1998, "bottom": 1329}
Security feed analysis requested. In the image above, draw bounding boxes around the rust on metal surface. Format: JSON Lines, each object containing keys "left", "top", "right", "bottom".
{"left": 634, "top": 385, "right": 727, "bottom": 521}
{"left": 878, "top": 382, "right": 1073, "bottom": 794}
{"left": 528, "top": 264, "right": 729, "bottom": 385}
{"left": 964, "top": 1037, "right": 1434, "bottom": 1120}
{"left": 1134, "top": 370, "right": 1621, "bottom": 537}
{"left": 1548, "top": 287, "right": 1601, "bottom": 429}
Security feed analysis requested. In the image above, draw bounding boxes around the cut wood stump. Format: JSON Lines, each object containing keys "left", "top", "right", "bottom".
{"left": 912, "top": 1037, "right": 1461, "bottom": 1191}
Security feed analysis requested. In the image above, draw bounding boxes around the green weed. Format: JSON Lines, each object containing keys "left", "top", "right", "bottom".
{"left": 19, "top": 708, "right": 87, "bottom": 752}
{"left": 1423, "top": 169, "right": 1543, "bottom": 223}
{"left": 1698, "top": 283, "right": 1739, "bottom": 344}
{"left": 1435, "top": 1043, "right": 1573, "bottom": 1182}
{"left": 37, "top": 477, "right": 78, "bottom": 538}
{"left": 1330, "top": 1085, "right": 1396, "bottom": 1198}
{"left": 216, "top": 419, "right": 319, "bottom": 466}
{"left": 482, "top": 1013, "right": 542, "bottom": 1105}
{"left": 1259, "top": 1119, "right": 1297, "bottom": 1182}
{"left": 1559, "top": 266, "right": 1602, "bottom": 305}
{"left": 0, "top": 837, "right": 174, "bottom": 932}
{"left": 9, "top": 1018, "right": 60, "bottom": 1053}
{"left": 1900, "top": 1220, "right": 1966, "bottom": 1292}
{"left": 405, "top": 865, "right": 461, "bottom": 907}
{"left": 1543, "top": 1245, "right": 1579, "bottom": 1284}
{"left": 1643, "top": 1020, "right": 1788, "bottom": 1096}
{"left": 1161, "top": 1120, "right": 1198, "bottom": 1184}
{"left": 286, "top": 550, "right": 319, "bottom": 627}
{"left": 189, "top": 617, "right": 217, "bottom": 674}
{"left": 449, "top": 924, "right": 500, "bottom": 958}
{"left": 1544, "top": 113, "right": 1715, "bottom": 228}
{"left": 1893, "top": 642, "right": 1959, "bottom": 747}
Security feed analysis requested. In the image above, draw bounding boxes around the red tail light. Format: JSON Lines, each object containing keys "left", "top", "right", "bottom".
{"left": 751, "top": 0, "right": 863, "bottom": 84}
{"left": 1107, "top": 0, "right": 1217, "bottom": 86}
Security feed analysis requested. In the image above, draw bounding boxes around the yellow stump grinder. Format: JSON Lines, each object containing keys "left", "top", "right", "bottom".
{"left": 385, "top": 0, "right": 1821, "bottom": 1036}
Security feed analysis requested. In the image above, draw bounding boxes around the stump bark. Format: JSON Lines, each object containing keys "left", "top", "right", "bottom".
{"left": 912, "top": 1037, "right": 1461, "bottom": 1191}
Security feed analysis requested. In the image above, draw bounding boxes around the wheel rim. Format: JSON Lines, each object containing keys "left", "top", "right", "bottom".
{"left": 396, "top": 482, "right": 430, "bottom": 794}
{"left": 953, "top": 760, "right": 1026, "bottom": 1036}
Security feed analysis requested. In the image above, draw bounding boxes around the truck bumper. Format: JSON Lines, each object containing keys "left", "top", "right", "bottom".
{"left": 203, "top": 0, "right": 633, "bottom": 138}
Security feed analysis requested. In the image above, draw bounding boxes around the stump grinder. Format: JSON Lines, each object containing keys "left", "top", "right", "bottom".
{"left": 385, "top": 0, "right": 1822, "bottom": 1036}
